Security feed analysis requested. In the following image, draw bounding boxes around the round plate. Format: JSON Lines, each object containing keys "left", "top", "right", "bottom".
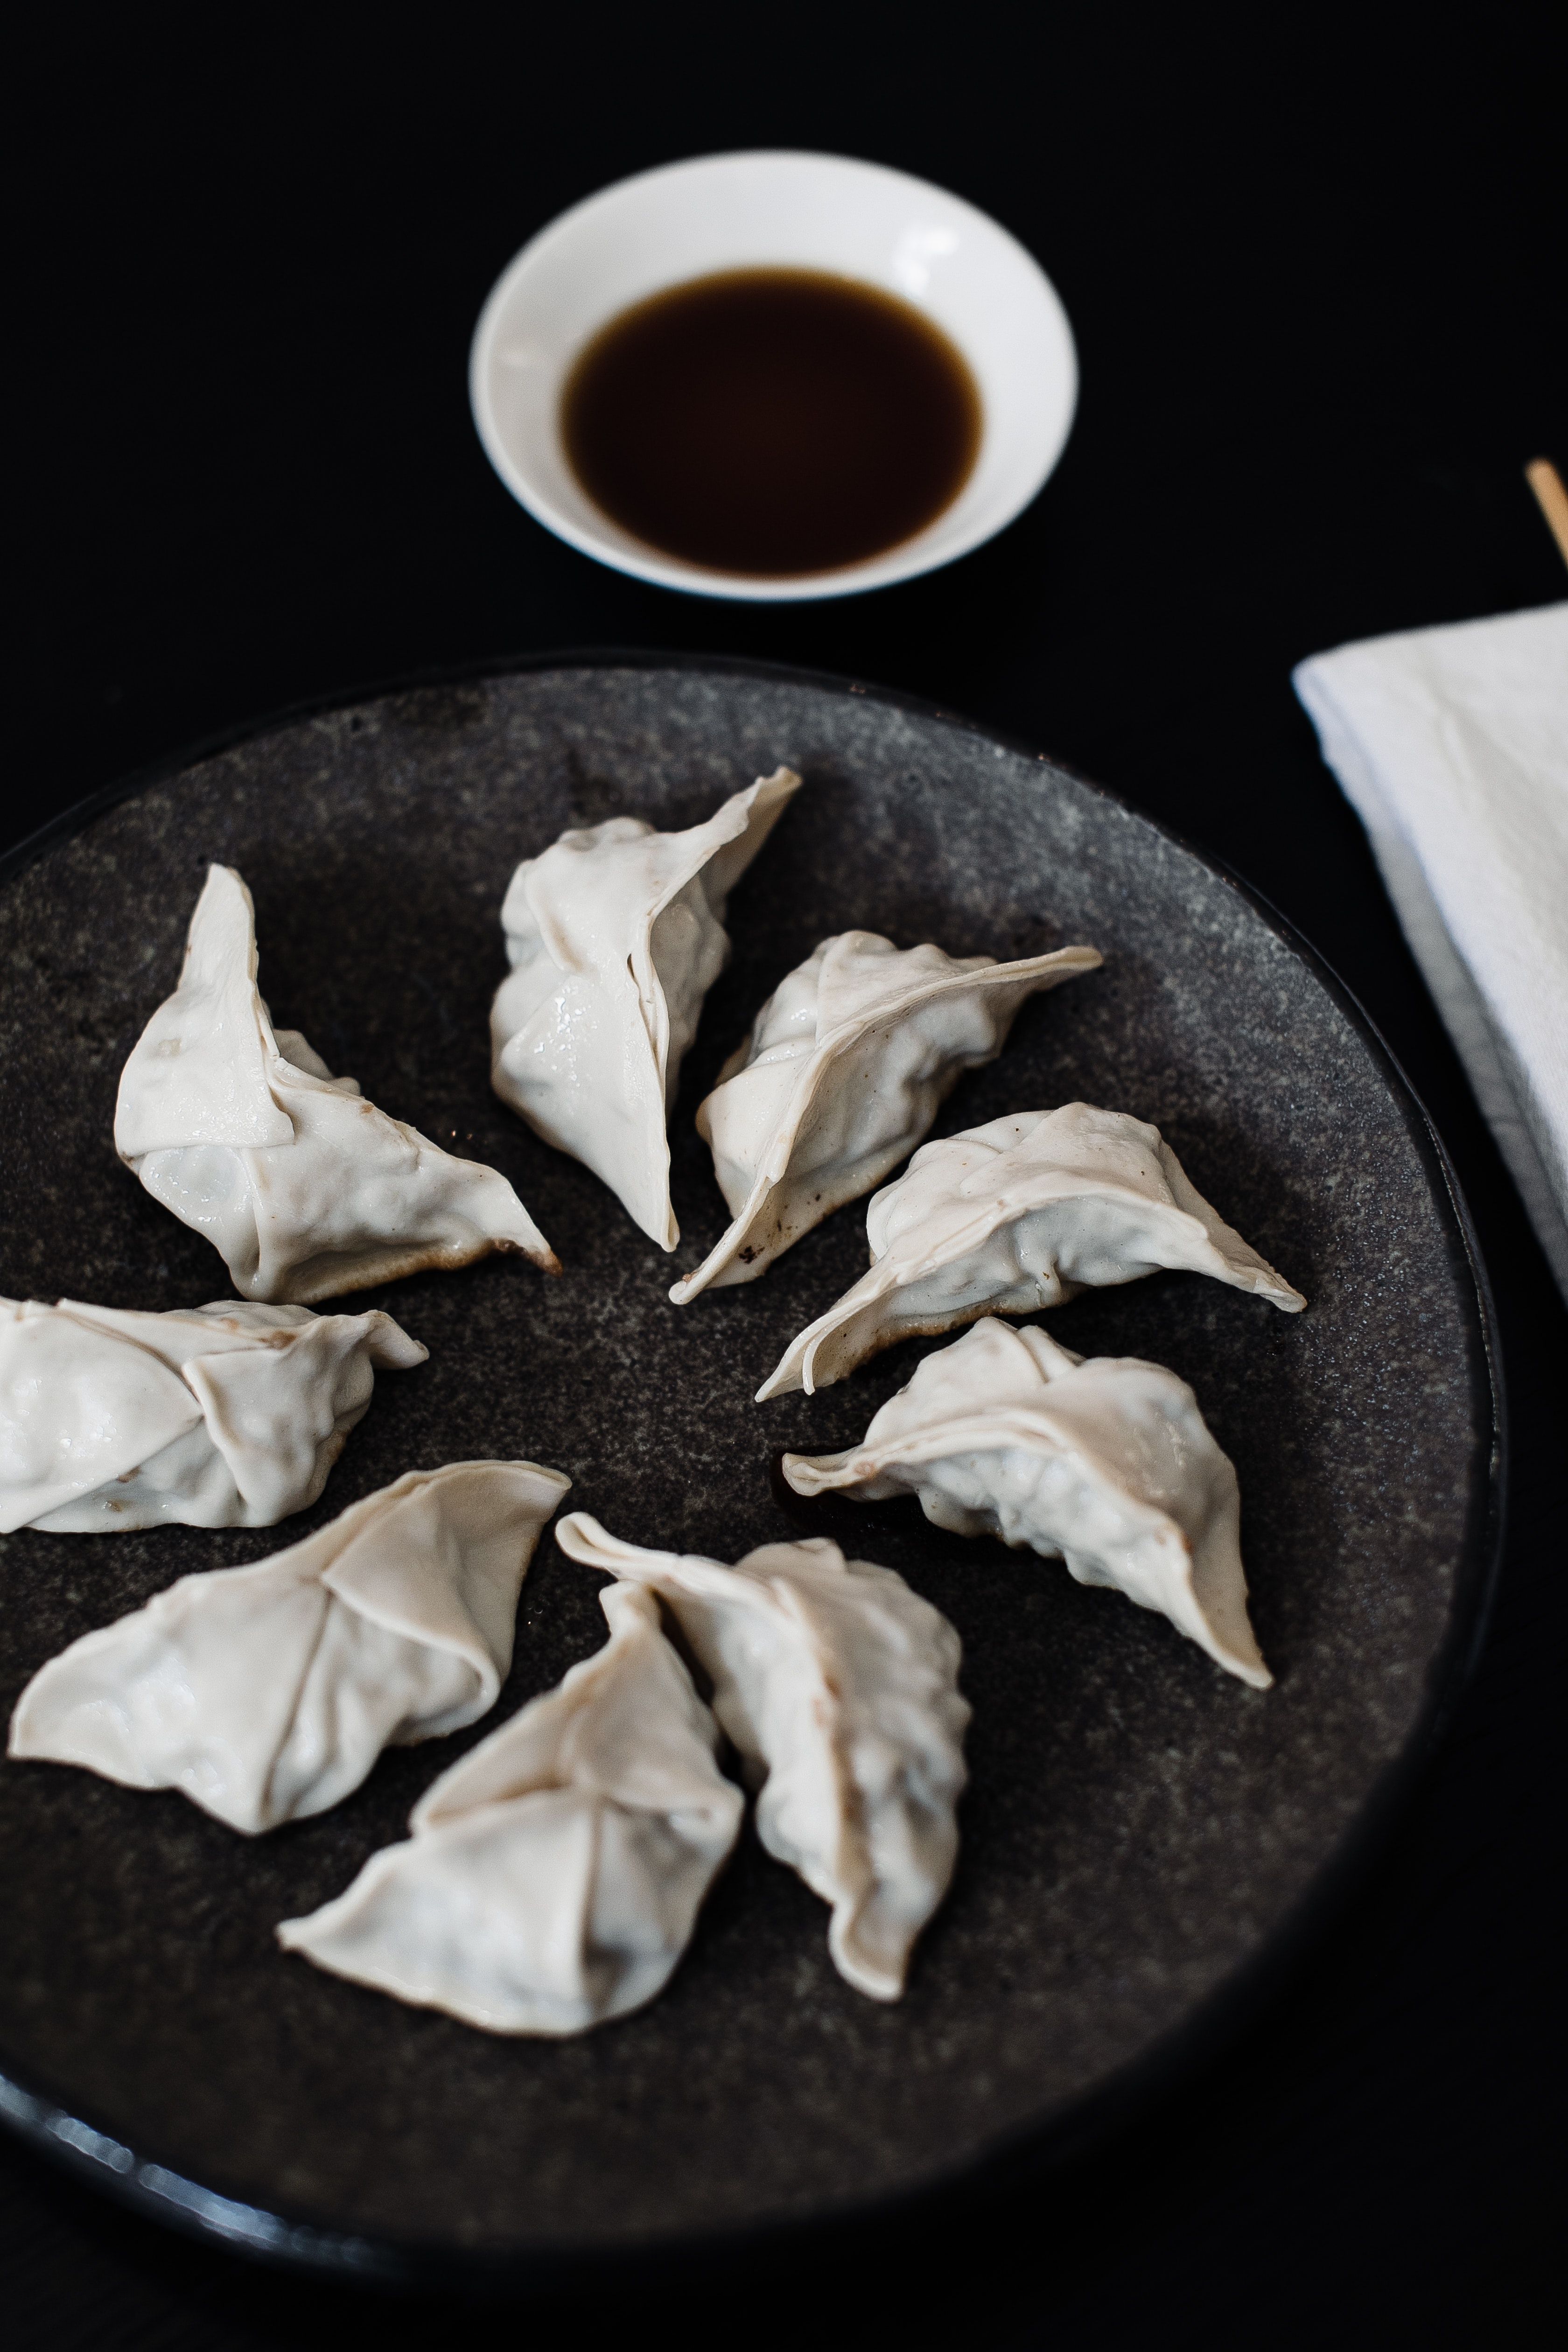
{"left": 0, "top": 658, "right": 1496, "bottom": 2280}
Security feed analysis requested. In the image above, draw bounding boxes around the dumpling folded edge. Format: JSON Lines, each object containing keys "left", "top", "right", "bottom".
{"left": 756, "top": 1103, "right": 1305, "bottom": 1398}
{"left": 670, "top": 944, "right": 1103, "bottom": 1304}
{"left": 491, "top": 766, "right": 804, "bottom": 1253}
{"left": 7, "top": 1457, "right": 574, "bottom": 1829}
{"left": 555, "top": 1510, "right": 971, "bottom": 2001}
{"left": 275, "top": 1578, "right": 743, "bottom": 2034}
{"left": 116, "top": 862, "right": 560, "bottom": 1297}
{"left": 781, "top": 1330, "right": 1271, "bottom": 1690}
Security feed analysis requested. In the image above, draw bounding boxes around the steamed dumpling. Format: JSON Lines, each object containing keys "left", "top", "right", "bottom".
{"left": 0, "top": 1295, "right": 425, "bottom": 1533}
{"left": 783, "top": 1318, "right": 1269, "bottom": 1688}
{"left": 490, "top": 768, "right": 803, "bottom": 1249}
{"left": 759, "top": 1102, "right": 1305, "bottom": 1397}
{"left": 115, "top": 866, "right": 556, "bottom": 1304}
{"left": 669, "top": 931, "right": 1101, "bottom": 1303}
{"left": 8, "top": 1460, "right": 570, "bottom": 1831}
{"left": 278, "top": 1580, "right": 742, "bottom": 2035}
{"left": 555, "top": 1511, "right": 969, "bottom": 2000}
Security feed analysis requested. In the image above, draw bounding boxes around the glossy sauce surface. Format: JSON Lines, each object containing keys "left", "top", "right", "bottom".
{"left": 560, "top": 268, "right": 983, "bottom": 577}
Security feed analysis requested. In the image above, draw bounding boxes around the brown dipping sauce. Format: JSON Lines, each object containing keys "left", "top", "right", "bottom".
{"left": 560, "top": 267, "right": 982, "bottom": 577}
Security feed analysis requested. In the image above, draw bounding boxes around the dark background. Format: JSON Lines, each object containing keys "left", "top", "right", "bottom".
{"left": 6, "top": 8, "right": 1565, "bottom": 2345}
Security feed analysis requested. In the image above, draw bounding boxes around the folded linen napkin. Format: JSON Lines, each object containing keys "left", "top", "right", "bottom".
{"left": 1294, "top": 602, "right": 1568, "bottom": 1299}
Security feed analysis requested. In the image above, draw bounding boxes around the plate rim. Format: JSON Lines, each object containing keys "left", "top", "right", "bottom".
{"left": 0, "top": 648, "right": 1505, "bottom": 2287}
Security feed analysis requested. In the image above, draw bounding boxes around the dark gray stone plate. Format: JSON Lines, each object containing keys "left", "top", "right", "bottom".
{"left": 0, "top": 658, "right": 1496, "bottom": 2281}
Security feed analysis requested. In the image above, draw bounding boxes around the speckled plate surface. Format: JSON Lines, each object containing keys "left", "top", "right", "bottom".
{"left": 0, "top": 657, "right": 1496, "bottom": 2279}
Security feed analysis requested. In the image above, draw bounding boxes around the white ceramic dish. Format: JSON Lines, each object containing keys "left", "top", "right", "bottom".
{"left": 469, "top": 151, "right": 1078, "bottom": 602}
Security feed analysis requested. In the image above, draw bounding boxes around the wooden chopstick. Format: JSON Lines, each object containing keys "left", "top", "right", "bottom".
{"left": 1525, "top": 458, "right": 1568, "bottom": 571}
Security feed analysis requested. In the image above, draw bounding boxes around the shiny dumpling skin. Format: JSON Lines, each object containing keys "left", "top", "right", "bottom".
{"left": 490, "top": 767, "right": 803, "bottom": 1250}
{"left": 554, "top": 1511, "right": 970, "bottom": 2001}
{"left": 7, "top": 1460, "right": 571, "bottom": 1831}
{"left": 115, "top": 866, "right": 556, "bottom": 1304}
{"left": 0, "top": 1295, "right": 426, "bottom": 1533}
{"left": 670, "top": 931, "right": 1102, "bottom": 1304}
{"left": 277, "top": 1581, "right": 742, "bottom": 2035}
{"left": 758, "top": 1102, "right": 1305, "bottom": 1398}
{"left": 783, "top": 1318, "right": 1270, "bottom": 1688}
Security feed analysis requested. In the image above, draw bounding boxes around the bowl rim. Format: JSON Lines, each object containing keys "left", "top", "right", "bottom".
{"left": 467, "top": 149, "right": 1079, "bottom": 602}
{"left": 0, "top": 646, "right": 1504, "bottom": 2291}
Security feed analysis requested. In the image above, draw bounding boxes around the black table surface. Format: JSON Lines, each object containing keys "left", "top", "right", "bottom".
{"left": 6, "top": 14, "right": 1565, "bottom": 2348}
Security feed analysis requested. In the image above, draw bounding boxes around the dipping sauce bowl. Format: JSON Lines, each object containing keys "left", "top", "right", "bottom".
{"left": 470, "top": 150, "right": 1078, "bottom": 601}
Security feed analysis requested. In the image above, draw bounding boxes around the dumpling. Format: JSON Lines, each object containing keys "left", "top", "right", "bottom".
{"left": 8, "top": 1459, "right": 571, "bottom": 1832}
{"left": 490, "top": 768, "right": 803, "bottom": 1249}
{"left": 0, "top": 1295, "right": 425, "bottom": 1533}
{"left": 759, "top": 1102, "right": 1305, "bottom": 1397}
{"left": 277, "top": 1580, "right": 743, "bottom": 2035}
{"left": 783, "top": 1318, "right": 1268, "bottom": 1688}
{"left": 669, "top": 930, "right": 1102, "bottom": 1304}
{"left": 554, "top": 1511, "right": 969, "bottom": 2001}
{"left": 115, "top": 865, "right": 556, "bottom": 1304}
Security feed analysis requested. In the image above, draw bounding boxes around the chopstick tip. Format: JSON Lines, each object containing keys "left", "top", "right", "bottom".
{"left": 1524, "top": 458, "right": 1568, "bottom": 571}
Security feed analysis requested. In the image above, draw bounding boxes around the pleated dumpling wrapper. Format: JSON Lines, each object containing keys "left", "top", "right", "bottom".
{"left": 555, "top": 1511, "right": 970, "bottom": 2001}
{"left": 278, "top": 1580, "right": 743, "bottom": 2035}
{"left": 784, "top": 1319, "right": 1269, "bottom": 1688}
{"left": 0, "top": 1295, "right": 425, "bottom": 1533}
{"left": 7, "top": 1460, "right": 571, "bottom": 1832}
{"left": 759, "top": 1102, "right": 1305, "bottom": 1398}
{"left": 490, "top": 767, "right": 803, "bottom": 1250}
{"left": 115, "top": 865, "right": 556, "bottom": 1305}
{"left": 670, "top": 930, "right": 1102, "bottom": 1304}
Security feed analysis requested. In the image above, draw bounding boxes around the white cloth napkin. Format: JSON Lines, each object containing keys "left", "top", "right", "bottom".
{"left": 1294, "top": 602, "right": 1568, "bottom": 1300}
